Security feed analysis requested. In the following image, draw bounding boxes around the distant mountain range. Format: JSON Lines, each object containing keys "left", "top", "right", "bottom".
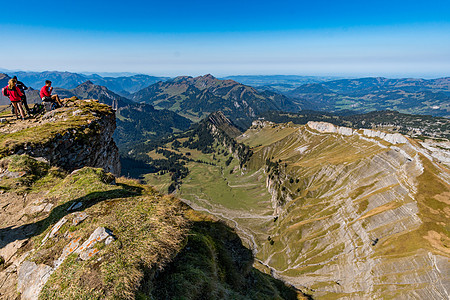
{"left": 132, "top": 74, "right": 302, "bottom": 128}
{"left": 314, "top": 77, "right": 450, "bottom": 94}
{"left": 47, "top": 81, "right": 192, "bottom": 147}
{"left": 0, "top": 73, "right": 12, "bottom": 104}
{"left": 286, "top": 77, "right": 450, "bottom": 117}
{"left": 222, "top": 75, "right": 342, "bottom": 92}
{"left": 7, "top": 71, "right": 168, "bottom": 94}
{"left": 2, "top": 70, "right": 449, "bottom": 124}
{"left": 0, "top": 73, "right": 9, "bottom": 89}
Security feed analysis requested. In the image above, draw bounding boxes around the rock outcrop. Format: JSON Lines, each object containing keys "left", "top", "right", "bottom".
{"left": 420, "top": 139, "right": 450, "bottom": 167}
{"left": 207, "top": 111, "right": 242, "bottom": 138}
{"left": 16, "top": 221, "right": 116, "bottom": 300}
{"left": 307, "top": 120, "right": 409, "bottom": 144}
{"left": 307, "top": 121, "right": 354, "bottom": 136}
{"left": 17, "top": 261, "right": 53, "bottom": 300}
{"left": 361, "top": 128, "right": 408, "bottom": 144}
{"left": 0, "top": 99, "right": 120, "bottom": 175}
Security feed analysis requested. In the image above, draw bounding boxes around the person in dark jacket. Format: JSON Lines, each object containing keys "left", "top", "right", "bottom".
{"left": 11, "top": 76, "right": 31, "bottom": 115}
{"left": 2, "top": 79, "right": 26, "bottom": 120}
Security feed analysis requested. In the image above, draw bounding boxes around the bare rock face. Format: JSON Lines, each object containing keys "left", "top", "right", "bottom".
{"left": 307, "top": 121, "right": 354, "bottom": 136}
{"left": 25, "top": 102, "right": 120, "bottom": 175}
{"left": 420, "top": 139, "right": 450, "bottom": 167}
{"left": 41, "top": 216, "right": 67, "bottom": 244}
{"left": 17, "top": 261, "right": 53, "bottom": 300}
{"left": 362, "top": 128, "right": 408, "bottom": 144}
{"left": 207, "top": 111, "right": 242, "bottom": 138}
{"left": 307, "top": 121, "right": 410, "bottom": 144}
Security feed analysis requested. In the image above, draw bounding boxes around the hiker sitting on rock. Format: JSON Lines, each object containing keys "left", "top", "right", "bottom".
{"left": 2, "top": 79, "right": 26, "bottom": 120}
{"left": 40, "top": 80, "right": 63, "bottom": 107}
{"left": 12, "top": 76, "right": 31, "bottom": 115}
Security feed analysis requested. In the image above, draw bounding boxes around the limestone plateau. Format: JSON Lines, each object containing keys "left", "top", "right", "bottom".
{"left": 237, "top": 120, "right": 450, "bottom": 298}
{"left": 139, "top": 113, "right": 450, "bottom": 299}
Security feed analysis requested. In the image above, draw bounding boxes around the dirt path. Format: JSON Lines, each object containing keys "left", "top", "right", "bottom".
{"left": 0, "top": 110, "right": 43, "bottom": 134}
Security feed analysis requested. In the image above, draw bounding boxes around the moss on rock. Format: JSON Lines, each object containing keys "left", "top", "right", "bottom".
{"left": 0, "top": 154, "right": 54, "bottom": 193}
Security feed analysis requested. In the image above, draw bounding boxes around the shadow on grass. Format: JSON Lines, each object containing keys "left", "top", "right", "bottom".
{"left": 0, "top": 183, "right": 143, "bottom": 250}
{"left": 147, "top": 220, "right": 311, "bottom": 300}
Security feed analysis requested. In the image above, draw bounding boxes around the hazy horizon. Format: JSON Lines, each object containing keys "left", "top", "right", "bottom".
{"left": 1, "top": 68, "right": 448, "bottom": 80}
{"left": 1, "top": 0, "right": 449, "bottom": 78}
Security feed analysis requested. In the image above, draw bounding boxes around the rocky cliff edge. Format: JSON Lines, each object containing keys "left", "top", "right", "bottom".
{"left": 0, "top": 98, "right": 120, "bottom": 175}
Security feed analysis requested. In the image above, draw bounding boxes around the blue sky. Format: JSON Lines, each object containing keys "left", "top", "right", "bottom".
{"left": 1, "top": 0, "right": 449, "bottom": 77}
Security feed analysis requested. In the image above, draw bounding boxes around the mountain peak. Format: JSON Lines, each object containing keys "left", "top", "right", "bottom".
{"left": 201, "top": 74, "right": 216, "bottom": 80}
{"left": 132, "top": 74, "right": 300, "bottom": 128}
{"left": 206, "top": 111, "right": 242, "bottom": 138}
{"left": 172, "top": 76, "right": 192, "bottom": 83}
{"left": 81, "top": 80, "right": 94, "bottom": 86}
{"left": 71, "top": 81, "right": 133, "bottom": 108}
{"left": 195, "top": 74, "right": 217, "bottom": 82}
{"left": 191, "top": 74, "right": 221, "bottom": 89}
{"left": 207, "top": 111, "right": 230, "bottom": 126}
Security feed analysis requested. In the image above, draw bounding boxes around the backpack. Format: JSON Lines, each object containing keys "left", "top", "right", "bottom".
{"left": 30, "top": 103, "right": 45, "bottom": 115}
{"left": 42, "top": 101, "right": 60, "bottom": 112}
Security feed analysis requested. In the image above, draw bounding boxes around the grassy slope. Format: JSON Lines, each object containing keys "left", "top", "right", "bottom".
{"left": 0, "top": 153, "right": 302, "bottom": 299}
{"left": 248, "top": 124, "right": 448, "bottom": 298}
{"left": 144, "top": 121, "right": 449, "bottom": 298}
{"left": 376, "top": 154, "right": 450, "bottom": 257}
{"left": 240, "top": 123, "right": 383, "bottom": 267}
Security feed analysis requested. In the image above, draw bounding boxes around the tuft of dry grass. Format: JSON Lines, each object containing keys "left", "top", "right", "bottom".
{"left": 38, "top": 169, "right": 189, "bottom": 299}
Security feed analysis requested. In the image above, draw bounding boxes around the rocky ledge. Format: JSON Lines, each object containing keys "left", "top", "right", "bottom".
{"left": 307, "top": 121, "right": 408, "bottom": 144}
{"left": 0, "top": 98, "right": 120, "bottom": 175}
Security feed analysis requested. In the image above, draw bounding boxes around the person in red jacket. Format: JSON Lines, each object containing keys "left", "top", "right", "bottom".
{"left": 40, "top": 80, "right": 63, "bottom": 106}
{"left": 2, "top": 79, "right": 26, "bottom": 120}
